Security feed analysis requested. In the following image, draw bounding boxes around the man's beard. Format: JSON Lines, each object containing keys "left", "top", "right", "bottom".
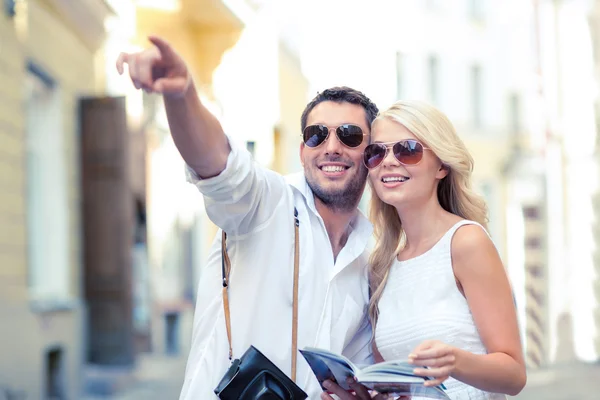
{"left": 306, "top": 164, "right": 368, "bottom": 213}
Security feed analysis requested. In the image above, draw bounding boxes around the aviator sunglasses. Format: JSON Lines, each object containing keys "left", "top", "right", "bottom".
{"left": 302, "top": 124, "right": 368, "bottom": 148}
{"left": 363, "top": 139, "right": 430, "bottom": 169}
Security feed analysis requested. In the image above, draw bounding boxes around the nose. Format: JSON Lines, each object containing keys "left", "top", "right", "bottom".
{"left": 381, "top": 145, "right": 400, "bottom": 168}
{"left": 323, "top": 127, "right": 344, "bottom": 155}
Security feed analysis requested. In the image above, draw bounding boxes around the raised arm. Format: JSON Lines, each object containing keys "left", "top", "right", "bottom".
{"left": 116, "top": 35, "right": 229, "bottom": 179}
{"left": 116, "top": 36, "right": 289, "bottom": 235}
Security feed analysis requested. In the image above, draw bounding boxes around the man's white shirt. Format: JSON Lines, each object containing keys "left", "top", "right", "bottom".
{"left": 178, "top": 137, "right": 374, "bottom": 399}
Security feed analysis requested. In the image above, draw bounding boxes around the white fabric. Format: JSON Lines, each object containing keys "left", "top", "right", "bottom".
{"left": 375, "top": 220, "right": 507, "bottom": 400}
{"left": 179, "top": 137, "right": 374, "bottom": 399}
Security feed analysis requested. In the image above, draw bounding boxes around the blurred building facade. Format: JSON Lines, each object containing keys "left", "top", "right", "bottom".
{"left": 587, "top": 0, "right": 600, "bottom": 361}
{"left": 0, "top": 0, "right": 114, "bottom": 398}
{"left": 502, "top": 0, "right": 553, "bottom": 369}
{"left": 534, "top": 0, "right": 599, "bottom": 366}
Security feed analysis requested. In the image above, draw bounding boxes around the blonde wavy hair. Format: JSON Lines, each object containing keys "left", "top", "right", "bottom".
{"left": 368, "top": 100, "right": 489, "bottom": 328}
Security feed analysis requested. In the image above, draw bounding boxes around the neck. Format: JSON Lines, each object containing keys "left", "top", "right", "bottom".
{"left": 396, "top": 195, "right": 450, "bottom": 249}
{"left": 314, "top": 198, "right": 358, "bottom": 261}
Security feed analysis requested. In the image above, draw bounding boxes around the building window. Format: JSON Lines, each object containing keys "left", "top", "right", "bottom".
{"left": 395, "top": 52, "right": 404, "bottom": 99}
{"left": 428, "top": 55, "right": 439, "bottom": 105}
{"left": 525, "top": 236, "right": 542, "bottom": 249}
{"left": 46, "top": 347, "right": 65, "bottom": 399}
{"left": 523, "top": 205, "right": 541, "bottom": 220}
{"left": 527, "top": 264, "right": 544, "bottom": 278}
{"left": 25, "top": 64, "right": 70, "bottom": 304}
{"left": 4, "top": 0, "right": 16, "bottom": 18}
{"left": 470, "top": 64, "right": 482, "bottom": 128}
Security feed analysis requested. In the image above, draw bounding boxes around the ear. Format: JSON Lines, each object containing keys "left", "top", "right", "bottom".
{"left": 435, "top": 164, "right": 449, "bottom": 180}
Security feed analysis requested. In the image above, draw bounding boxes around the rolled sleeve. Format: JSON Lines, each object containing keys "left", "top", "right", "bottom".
{"left": 185, "top": 135, "right": 247, "bottom": 200}
{"left": 184, "top": 135, "right": 288, "bottom": 236}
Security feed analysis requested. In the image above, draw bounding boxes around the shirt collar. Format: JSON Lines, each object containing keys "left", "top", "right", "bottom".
{"left": 284, "top": 172, "right": 373, "bottom": 241}
{"left": 285, "top": 172, "right": 318, "bottom": 215}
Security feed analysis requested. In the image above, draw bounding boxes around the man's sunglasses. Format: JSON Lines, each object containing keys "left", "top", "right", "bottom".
{"left": 302, "top": 124, "right": 368, "bottom": 148}
{"left": 363, "top": 139, "right": 430, "bottom": 169}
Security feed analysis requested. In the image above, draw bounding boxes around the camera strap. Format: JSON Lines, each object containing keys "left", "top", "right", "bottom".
{"left": 221, "top": 208, "right": 300, "bottom": 381}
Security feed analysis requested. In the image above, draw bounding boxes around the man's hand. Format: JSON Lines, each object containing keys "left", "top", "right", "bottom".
{"left": 409, "top": 340, "right": 457, "bottom": 387}
{"left": 116, "top": 35, "right": 191, "bottom": 97}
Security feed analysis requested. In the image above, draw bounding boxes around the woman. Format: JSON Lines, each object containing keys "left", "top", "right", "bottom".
{"left": 322, "top": 101, "right": 526, "bottom": 400}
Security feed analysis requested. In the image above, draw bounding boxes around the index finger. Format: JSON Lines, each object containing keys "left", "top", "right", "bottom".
{"left": 410, "top": 346, "right": 448, "bottom": 359}
{"left": 348, "top": 379, "right": 372, "bottom": 399}
{"left": 410, "top": 340, "right": 436, "bottom": 354}
{"left": 148, "top": 35, "right": 175, "bottom": 59}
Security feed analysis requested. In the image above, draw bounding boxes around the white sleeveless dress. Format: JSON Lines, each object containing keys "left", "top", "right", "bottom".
{"left": 375, "top": 220, "right": 507, "bottom": 400}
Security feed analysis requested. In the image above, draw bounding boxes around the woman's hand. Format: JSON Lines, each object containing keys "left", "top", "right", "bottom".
{"left": 319, "top": 378, "right": 410, "bottom": 400}
{"left": 408, "top": 340, "right": 458, "bottom": 387}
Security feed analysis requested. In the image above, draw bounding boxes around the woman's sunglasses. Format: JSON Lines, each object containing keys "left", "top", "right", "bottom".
{"left": 302, "top": 124, "right": 367, "bottom": 148}
{"left": 363, "top": 140, "right": 430, "bottom": 169}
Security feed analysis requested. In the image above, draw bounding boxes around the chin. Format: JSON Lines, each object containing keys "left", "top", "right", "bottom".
{"left": 311, "top": 178, "right": 346, "bottom": 196}
{"left": 378, "top": 193, "right": 409, "bottom": 209}
{"left": 376, "top": 194, "right": 398, "bottom": 207}
{"left": 319, "top": 176, "right": 350, "bottom": 189}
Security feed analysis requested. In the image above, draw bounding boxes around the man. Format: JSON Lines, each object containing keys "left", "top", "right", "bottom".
{"left": 117, "top": 36, "right": 379, "bottom": 399}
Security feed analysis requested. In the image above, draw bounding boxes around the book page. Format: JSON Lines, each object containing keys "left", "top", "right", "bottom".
{"left": 360, "top": 360, "right": 418, "bottom": 376}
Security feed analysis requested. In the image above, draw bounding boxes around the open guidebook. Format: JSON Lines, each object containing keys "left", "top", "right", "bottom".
{"left": 299, "top": 347, "right": 451, "bottom": 399}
